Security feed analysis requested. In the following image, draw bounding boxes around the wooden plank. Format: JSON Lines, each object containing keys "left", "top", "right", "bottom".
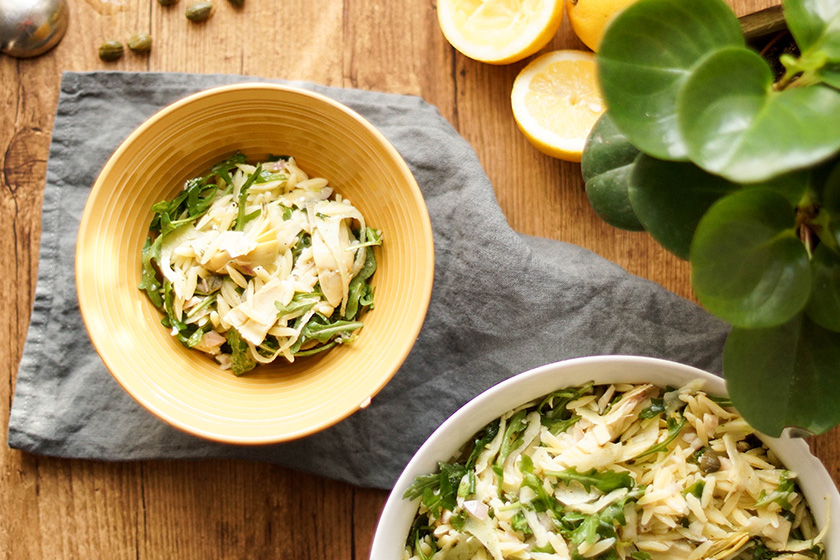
{"left": 1, "top": 0, "right": 837, "bottom": 558}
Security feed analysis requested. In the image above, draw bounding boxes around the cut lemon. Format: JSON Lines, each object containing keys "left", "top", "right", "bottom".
{"left": 511, "top": 50, "right": 605, "bottom": 162}
{"left": 566, "top": 0, "right": 642, "bottom": 51}
{"left": 437, "top": 0, "right": 564, "bottom": 65}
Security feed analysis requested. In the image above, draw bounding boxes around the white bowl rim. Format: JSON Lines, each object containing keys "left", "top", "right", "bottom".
{"left": 371, "top": 355, "right": 840, "bottom": 559}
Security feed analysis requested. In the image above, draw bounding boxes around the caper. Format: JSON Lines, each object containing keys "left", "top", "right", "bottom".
{"left": 698, "top": 448, "right": 721, "bottom": 473}
{"left": 127, "top": 33, "right": 153, "bottom": 54}
{"left": 158, "top": 0, "right": 179, "bottom": 5}
{"left": 185, "top": 0, "right": 214, "bottom": 22}
{"left": 98, "top": 40, "right": 124, "bottom": 62}
{"left": 227, "top": 0, "right": 244, "bottom": 6}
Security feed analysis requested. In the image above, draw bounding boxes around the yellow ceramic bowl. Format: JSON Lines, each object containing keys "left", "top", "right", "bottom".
{"left": 76, "top": 83, "right": 434, "bottom": 444}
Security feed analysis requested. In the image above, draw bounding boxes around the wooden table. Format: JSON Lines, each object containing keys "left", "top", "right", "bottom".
{"left": 2, "top": 0, "right": 836, "bottom": 557}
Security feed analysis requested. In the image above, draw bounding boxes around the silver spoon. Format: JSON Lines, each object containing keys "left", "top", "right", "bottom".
{"left": 0, "top": 0, "right": 69, "bottom": 58}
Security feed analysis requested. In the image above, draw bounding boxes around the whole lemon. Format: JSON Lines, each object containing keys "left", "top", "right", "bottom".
{"left": 566, "top": 0, "right": 641, "bottom": 52}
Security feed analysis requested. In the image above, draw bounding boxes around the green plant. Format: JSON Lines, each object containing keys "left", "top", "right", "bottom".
{"left": 583, "top": 0, "right": 840, "bottom": 436}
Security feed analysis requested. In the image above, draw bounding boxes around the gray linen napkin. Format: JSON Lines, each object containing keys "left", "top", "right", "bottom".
{"left": 8, "top": 71, "right": 728, "bottom": 490}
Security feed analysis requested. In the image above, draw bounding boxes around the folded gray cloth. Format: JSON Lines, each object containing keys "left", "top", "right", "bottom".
{"left": 8, "top": 71, "right": 728, "bottom": 489}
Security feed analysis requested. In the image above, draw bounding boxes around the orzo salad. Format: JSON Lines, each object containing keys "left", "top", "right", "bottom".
{"left": 139, "top": 152, "right": 382, "bottom": 375}
{"left": 404, "top": 381, "right": 826, "bottom": 560}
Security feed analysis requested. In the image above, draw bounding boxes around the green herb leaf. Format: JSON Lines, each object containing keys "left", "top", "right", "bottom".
{"left": 629, "top": 156, "right": 738, "bottom": 259}
{"left": 403, "top": 461, "right": 467, "bottom": 518}
{"left": 638, "top": 397, "right": 665, "bottom": 419}
{"left": 521, "top": 472, "right": 562, "bottom": 516}
{"left": 678, "top": 47, "right": 840, "bottom": 182}
{"left": 466, "top": 419, "right": 501, "bottom": 470}
{"left": 582, "top": 113, "right": 644, "bottom": 231}
{"left": 754, "top": 471, "right": 795, "bottom": 509}
{"left": 275, "top": 293, "right": 320, "bottom": 318}
{"left": 683, "top": 480, "right": 705, "bottom": 498}
{"left": 691, "top": 189, "right": 811, "bottom": 328}
{"left": 233, "top": 164, "right": 262, "bottom": 231}
{"left": 725, "top": 313, "right": 840, "bottom": 436}
{"left": 301, "top": 320, "right": 363, "bottom": 344}
{"left": 138, "top": 236, "right": 163, "bottom": 308}
{"left": 597, "top": 0, "right": 744, "bottom": 160}
{"left": 345, "top": 246, "right": 377, "bottom": 320}
{"left": 227, "top": 328, "right": 256, "bottom": 376}
{"left": 547, "top": 467, "right": 635, "bottom": 493}
{"left": 209, "top": 152, "right": 247, "bottom": 186}
{"left": 637, "top": 416, "right": 687, "bottom": 458}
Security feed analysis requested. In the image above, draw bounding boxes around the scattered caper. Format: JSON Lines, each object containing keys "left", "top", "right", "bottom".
{"left": 98, "top": 40, "right": 124, "bottom": 62}
{"left": 127, "top": 33, "right": 153, "bottom": 54}
{"left": 158, "top": 0, "right": 179, "bottom": 5}
{"left": 185, "top": 0, "right": 214, "bottom": 22}
{"left": 227, "top": 0, "right": 244, "bottom": 6}
{"left": 698, "top": 448, "right": 721, "bottom": 473}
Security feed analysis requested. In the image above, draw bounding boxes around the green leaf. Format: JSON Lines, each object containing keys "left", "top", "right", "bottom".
{"left": 691, "top": 189, "right": 811, "bottom": 328}
{"left": 546, "top": 467, "right": 635, "bottom": 493}
{"left": 345, "top": 246, "right": 378, "bottom": 320}
{"left": 636, "top": 415, "right": 686, "bottom": 458}
{"left": 754, "top": 471, "right": 795, "bottom": 509}
{"left": 138, "top": 236, "right": 163, "bottom": 308}
{"left": 233, "top": 164, "right": 262, "bottom": 231}
{"left": 597, "top": 0, "right": 744, "bottom": 160}
{"left": 724, "top": 313, "right": 840, "bottom": 436}
{"left": 783, "top": 0, "right": 840, "bottom": 53}
{"left": 678, "top": 47, "right": 840, "bottom": 182}
{"left": 582, "top": 113, "right": 644, "bottom": 231}
{"left": 745, "top": 170, "right": 810, "bottom": 208}
{"left": 805, "top": 245, "right": 840, "bottom": 331}
{"left": 209, "top": 151, "right": 247, "bottom": 186}
{"left": 227, "top": 328, "right": 257, "bottom": 376}
{"left": 629, "top": 156, "right": 738, "bottom": 259}
{"left": 275, "top": 293, "right": 320, "bottom": 318}
{"left": 820, "top": 62, "right": 840, "bottom": 87}
{"left": 301, "top": 319, "right": 363, "bottom": 344}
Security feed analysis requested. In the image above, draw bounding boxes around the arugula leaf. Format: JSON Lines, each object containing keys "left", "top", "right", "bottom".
{"left": 403, "top": 461, "right": 468, "bottom": 520}
{"left": 345, "top": 246, "right": 378, "bottom": 320}
{"left": 547, "top": 467, "right": 635, "bottom": 493}
{"left": 512, "top": 511, "right": 533, "bottom": 534}
{"left": 754, "top": 471, "right": 795, "bottom": 509}
{"left": 492, "top": 410, "right": 529, "bottom": 492}
{"left": 233, "top": 164, "right": 262, "bottom": 231}
{"left": 209, "top": 152, "right": 247, "bottom": 186}
{"left": 466, "top": 419, "right": 501, "bottom": 469}
{"left": 683, "top": 480, "right": 705, "bottom": 499}
{"left": 538, "top": 382, "right": 591, "bottom": 434}
{"left": 301, "top": 320, "right": 363, "bottom": 344}
{"left": 226, "top": 328, "right": 256, "bottom": 376}
{"left": 599, "top": 485, "right": 645, "bottom": 526}
{"left": 275, "top": 293, "right": 320, "bottom": 318}
{"left": 162, "top": 279, "right": 187, "bottom": 333}
{"left": 636, "top": 415, "right": 687, "bottom": 458}
{"left": 521, "top": 472, "right": 562, "bottom": 517}
{"left": 354, "top": 227, "right": 384, "bottom": 249}
{"left": 138, "top": 236, "right": 163, "bottom": 308}
{"left": 639, "top": 397, "right": 665, "bottom": 419}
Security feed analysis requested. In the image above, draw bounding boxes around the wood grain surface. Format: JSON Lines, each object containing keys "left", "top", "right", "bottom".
{"left": 3, "top": 0, "right": 837, "bottom": 558}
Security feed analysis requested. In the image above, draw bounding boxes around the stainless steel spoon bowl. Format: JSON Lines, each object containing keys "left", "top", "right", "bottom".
{"left": 0, "top": 0, "right": 69, "bottom": 58}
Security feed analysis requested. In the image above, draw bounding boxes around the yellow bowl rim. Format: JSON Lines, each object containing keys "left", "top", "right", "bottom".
{"left": 75, "top": 82, "right": 435, "bottom": 444}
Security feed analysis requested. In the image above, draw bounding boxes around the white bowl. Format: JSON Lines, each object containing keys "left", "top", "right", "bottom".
{"left": 371, "top": 355, "right": 840, "bottom": 559}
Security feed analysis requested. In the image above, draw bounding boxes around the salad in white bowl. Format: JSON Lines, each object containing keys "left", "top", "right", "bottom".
{"left": 371, "top": 356, "right": 839, "bottom": 560}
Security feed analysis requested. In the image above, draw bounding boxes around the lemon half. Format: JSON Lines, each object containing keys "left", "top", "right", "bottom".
{"left": 437, "top": 0, "right": 564, "bottom": 65}
{"left": 511, "top": 49, "right": 605, "bottom": 162}
{"left": 566, "top": 0, "right": 642, "bottom": 51}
